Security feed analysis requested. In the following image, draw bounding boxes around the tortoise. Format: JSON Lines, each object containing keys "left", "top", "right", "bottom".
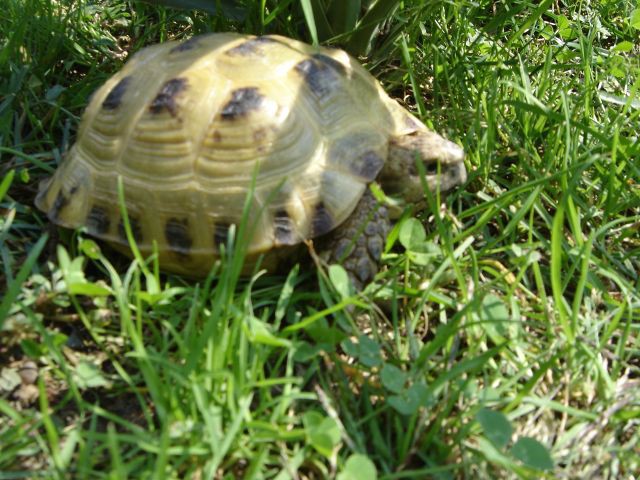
{"left": 36, "top": 32, "right": 466, "bottom": 286}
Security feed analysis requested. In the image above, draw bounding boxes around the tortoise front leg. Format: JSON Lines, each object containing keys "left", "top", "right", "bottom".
{"left": 318, "top": 188, "right": 390, "bottom": 290}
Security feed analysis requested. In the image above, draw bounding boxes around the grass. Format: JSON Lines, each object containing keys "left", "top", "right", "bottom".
{"left": 1, "top": 0, "right": 639, "bottom": 478}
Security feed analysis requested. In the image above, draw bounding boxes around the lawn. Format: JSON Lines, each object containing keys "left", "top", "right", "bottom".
{"left": 1, "top": 0, "right": 639, "bottom": 478}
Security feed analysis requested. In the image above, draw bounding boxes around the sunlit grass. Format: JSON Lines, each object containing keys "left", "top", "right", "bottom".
{"left": 1, "top": 0, "right": 639, "bottom": 478}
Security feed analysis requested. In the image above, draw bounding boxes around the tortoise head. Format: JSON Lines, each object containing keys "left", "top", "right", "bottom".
{"left": 381, "top": 130, "right": 466, "bottom": 204}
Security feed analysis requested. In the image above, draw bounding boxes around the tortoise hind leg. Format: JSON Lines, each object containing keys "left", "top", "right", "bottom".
{"left": 318, "top": 189, "right": 390, "bottom": 290}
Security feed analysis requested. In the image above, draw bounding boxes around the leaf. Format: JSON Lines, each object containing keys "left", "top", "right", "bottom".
{"left": 68, "top": 282, "right": 112, "bottom": 296}
{"left": 357, "top": 335, "right": 382, "bottom": 368}
{"left": 511, "top": 437, "right": 554, "bottom": 470}
{"left": 244, "top": 317, "right": 291, "bottom": 347}
{"left": 380, "top": 363, "right": 407, "bottom": 394}
{"left": 306, "top": 322, "right": 347, "bottom": 345}
{"left": 0, "top": 368, "right": 21, "bottom": 393}
{"left": 407, "top": 241, "right": 441, "bottom": 266}
{"left": 0, "top": 170, "right": 15, "bottom": 201}
{"left": 303, "top": 412, "right": 341, "bottom": 458}
{"left": 293, "top": 341, "right": 324, "bottom": 362}
{"left": 19, "top": 168, "right": 29, "bottom": 184}
{"left": 337, "top": 454, "right": 377, "bottom": 480}
{"left": 137, "top": 287, "right": 185, "bottom": 306}
{"left": 342, "top": 338, "right": 359, "bottom": 356}
{"left": 20, "top": 339, "right": 46, "bottom": 358}
{"left": 398, "top": 218, "right": 426, "bottom": 250}
{"left": 481, "top": 294, "right": 509, "bottom": 322}
{"left": 73, "top": 361, "right": 111, "bottom": 390}
{"left": 57, "top": 245, "right": 112, "bottom": 297}
{"left": 556, "top": 15, "right": 574, "bottom": 40}
{"left": 329, "top": 264, "right": 352, "bottom": 298}
{"left": 0, "top": 234, "right": 48, "bottom": 330}
{"left": 388, "top": 383, "right": 431, "bottom": 415}
{"left": 79, "top": 239, "right": 102, "bottom": 260}
{"left": 478, "top": 293, "right": 510, "bottom": 342}
{"left": 611, "top": 41, "right": 634, "bottom": 53}
{"left": 45, "top": 84, "right": 65, "bottom": 101}
{"left": 476, "top": 408, "right": 513, "bottom": 449}
{"left": 341, "top": 336, "right": 382, "bottom": 367}
{"left": 630, "top": 9, "right": 640, "bottom": 29}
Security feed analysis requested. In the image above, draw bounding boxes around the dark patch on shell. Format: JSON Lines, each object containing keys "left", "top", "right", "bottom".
{"left": 225, "top": 36, "right": 278, "bottom": 56}
{"left": 170, "top": 36, "right": 200, "bottom": 53}
{"left": 165, "top": 217, "right": 192, "bottom": 256}
{"left": 220, "top": 87, "right": 265, "bottom": 120}
{"left": 214, "top": 223, "right": 231, "bottom": 249}
{"left": 295, "top": 56, "right": 342, "bottom": 99}
{"left": 351, "top": 150, "right": 385, "bottom": 181}
{"left": 311, "top": 202, "right": 333, "bottom": 237}
{"left": 50, "top": 191, "right": 69, "bottom": 220}
{"left": 118, "top": 217, "right": 143, "bottom": 243}
{"left": 149, "top": 77, "right": 188, "bottom": 117}
{"left": 312, "top": 53, "right": 347, "bottom": 76}
{"left": 273, "top": 209, "right": 296, "bottom": 245}
{"left": 86, "top": 206, "right": 110, "bottom": 234}
{"left": 102, "top": 76, "right": 132, "bottom": 110}
{"left": 211, "top": 130, "right": 222, "bottom": 143}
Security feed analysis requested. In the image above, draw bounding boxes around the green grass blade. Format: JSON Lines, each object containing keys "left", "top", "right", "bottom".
{"left": 506, "top": 0, "right": 554, "bottom": 46}
{"left": 0, "top": 170, "right": 15, "bottom": 201}
{"left": 346, "top": 0, "right": 401, "bottom": 55}
{"left": 300, "top": 0, "right": 319, "bottom": 45}
{"left": 137, "top": 0, "right": 247, "bottom": 19}
{"left": 0, "top": 233, "right": 47, "bottom": 330}
{"left": 327, "top": 0, "right": 360, "bottom": 37}
{"left": 550, "top": 203, "right": 573, "bottom": 343}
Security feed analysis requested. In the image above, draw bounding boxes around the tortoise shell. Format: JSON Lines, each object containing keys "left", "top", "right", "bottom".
{"left": 36, "top": 33, "right": 430, "bottom": 276}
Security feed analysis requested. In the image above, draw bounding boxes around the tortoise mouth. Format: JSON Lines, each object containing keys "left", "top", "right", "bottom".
{"left": 433, "top": 160, "right": 467, "bottom": 190}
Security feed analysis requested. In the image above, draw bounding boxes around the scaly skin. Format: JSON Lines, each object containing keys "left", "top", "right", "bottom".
{"left": 319, "top": 189, "right": 390, "bottom": 289}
